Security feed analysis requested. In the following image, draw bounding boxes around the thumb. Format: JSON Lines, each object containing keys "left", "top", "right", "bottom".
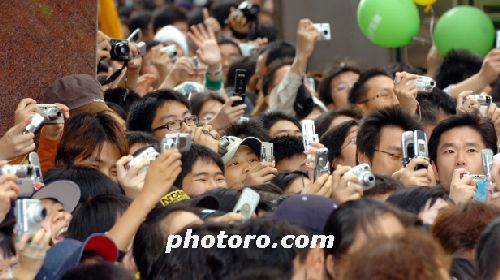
{"left": 203, "top": 8, "right": 210, "bottom": 21}
{"left": 451, "top": 168, "right": 467, "bottom": 185}
{"left": 10, "top": 118, "right": 32, "bottom": 136}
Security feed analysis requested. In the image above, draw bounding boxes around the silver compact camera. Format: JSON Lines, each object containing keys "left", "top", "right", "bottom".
{"left": 161, "top": 133, "right": 191, "bottom": 152}
{"left": 239, "top": 43, "right": 258, "bottom": 57}
{"left": 0, "top": 164, "right": 33, "bottom": 178}
{"left": 24, "top": 113, "right": 45, "bottom": 134}
{"left": 161, "top": 45, "right": 178, "bottom": 62}
{"left": 464, "top": 95, "right": 492, "bottom": 117}
{"left": 233, "top": 188, "right": 260, "bottom": 222}
{"left": 15, "top": 199, "right": 47, "bottom": 235}
{"left": 408, "top": 75, "right": 436, "bottom": 92}
{"left": 346, "top": 164, "right": 375, "bottom": 190}
{"left": 129, "top": 147, "right": 160, "bottom": 169}
{"left": 38, "top": 104, "right": 64, "bottom": 124}
{"left": 313, "top": 23, "right": 331, "bottom": 40}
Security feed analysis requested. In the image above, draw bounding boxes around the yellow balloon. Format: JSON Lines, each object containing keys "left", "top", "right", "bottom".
{"left": 414, "top": 0, "right": 436, "bottom": 12}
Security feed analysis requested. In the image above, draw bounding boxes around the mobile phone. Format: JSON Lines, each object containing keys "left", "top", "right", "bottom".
{"left": 482, "top": 149, "right": 493, "bottom": 177}
{"left": 27, "top": 152, "right": 43, "bottom": 189}
{"left": 233, "top": 188, "right": 260, "bottom": 222}
{"left": 464, "top": 95, "right": 492, "bottom": 117}
{"left": 464, "top": 174, "right": 490, "bottom": 202}
{"left": 14, "top": 199, "right": 47, "bottom": 236}
{"left": 161, "top": 134, "right": 191, "bottom": 152}
{"left": 314, "top": 148, "right": 330, "bottom": 181}
{"left": 313, "top": 23, "right": 331, "bottom": 40}
{"left": 301, "top": 120, "right": 318, "bottom": 152}
{"left": 260, "top": 142, "right": 274, "bottom": 164}
{"left": 233, "top": 69, "right": 247, "bottom": 107}
{"left": 127, "top": 28, "right": 142, "bottom": 43}
{"left": 402, "top": 130, "right": 428, "bottom": 170}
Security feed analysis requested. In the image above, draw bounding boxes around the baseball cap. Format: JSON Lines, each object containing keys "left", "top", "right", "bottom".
{"left": 44, "top": 74, "right": 108, "bottom": 113}
{"left": 274, "top": 195, "right": 337, "bottom": 233}
{"left": 35, "top": 233, "right": 118, "bottom": 280}
{"left": 220, "top": 136, "right": 262, "bottom": 164}
{"left": 31, "top": 180, "right": 81, "bottom": 213}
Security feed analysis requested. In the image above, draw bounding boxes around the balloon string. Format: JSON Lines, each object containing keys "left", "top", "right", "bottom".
{"left": 429, "top": 7, "right": 435, "bottom": 43}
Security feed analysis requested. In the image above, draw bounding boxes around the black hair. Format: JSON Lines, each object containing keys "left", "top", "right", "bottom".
{"left": 257, "top": 24, "right": 278, "bottom": 42}
{"left": 271, "top": 170, "right": 309, "bottom": 193}
{"left": 126, "top": 89, "right": 190, "bottom": 133}
{"left": 61, "top": 262, "right": 134, "bottom": 280}
{"left": 262, "top": 57, "right": 294, "bottom": 96}
{"left": 105, "top": 102, "right": 127, "bottom": 121}
{"left": 319, "top": 120, "right": 358, "bottom": 167}
{"left": 173, "top": 144, "right": 225, "bottom": 188}
{"left": 271, "top": 136, "right": 304, "bottom": 165}
{"left": 0, "top": 232, "right": 15, "bottom": 259}
{"left": 436, "top": 50, "right": 482, "bottom": 89}
{"left": 476, "top": 217, "right": 500, "bottom": 280}
{"left": 348, "top": 68, "right": 391, "bottom": 105}
{"left": 416, "top": 87, "right": 457, "bottom": 124}
{"left": 363, "top": 174, "right": 404, "bottom": 198}
{"left": 263, "top": 41, "right": 296, "bottom": 67}
{"left": 428, "top": 114, "right": 498, "bottom": 163}
{"left": 226, "top": 56, "right": 257, "bottom": 87}
{"left": 128, "top": 11, "right": 152, "bottom": 36}
{"left": 319, "top": 65, "right": 361, "bottom": 105}
{"left": 217, "top": 37, "right": 241, "bottom": 52}
{"left": 315, "top": 107, "right": 362, "bottom": 137}
{"left": 210, "top": 0, "right": 238, "bottom": 28}
{"left": 323, "top": 198, "right": 418, "bottom": 258}
{"left": 224, "top": 120, "right": 271, "bottom": 142}
{"left": 153, "top": 5, "right": 188, "bottom": 33}
{"left": 44, "top": 166, "right": 123, "bottom": 202}
{"left": 133, "top": 205, "right": 204, "bottom": 279}
{"left": 189, "top": 92, "right": 225, "bottom": 117}
{"left": 384, "top": 62, "right": 425, "bottom": 78}
{"left": 387, "top": 187, "right": 449, "bottom": 217}
{"left": 104, "top": 87, "right": 141, "bottom": 114}
{"left": 126, "top": 131, "right": 159, "bottom": 147}
{"left": 357, "top": 107, "right": 422, "bottom": 160}
{"left": 259, "top": 112, "right": 301, "bottom": 133}
{"left": 67, "top": 194, "right": 131, "bottom": 241}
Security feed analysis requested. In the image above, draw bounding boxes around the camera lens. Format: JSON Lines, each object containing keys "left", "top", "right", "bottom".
{"left": 28, "top": 204, "right": 47, "bottom": 223}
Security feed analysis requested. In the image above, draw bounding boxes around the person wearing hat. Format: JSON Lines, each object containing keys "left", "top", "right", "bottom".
{"left": 220, "top": 136, "right": 277, "bottom": 188}
{"left": 32, "top": 181, "right": 81, "bottom": 245}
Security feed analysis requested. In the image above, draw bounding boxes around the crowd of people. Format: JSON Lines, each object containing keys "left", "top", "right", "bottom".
{"left": 1, "top": 0, "right": 499, "bottom": 279}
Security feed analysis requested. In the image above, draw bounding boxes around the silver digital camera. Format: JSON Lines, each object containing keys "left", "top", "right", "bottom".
{"left": 313, "top": 23, "right": 331, "bottom": 40}
{"left": 160, "top": 45, "right": 178, "bottom": 62}
{"left": 24, "top": 113, "right": 45, "bottom": 134}
{"left": 38, "top": 104, "right": 64, "bottom": 124}
{"left": 408, "top": 75, "right": 436, "bottom": 92}
{"left": 464, "top": 95, "right": 492, "bottom": 117}
{"left": 15, "top": 199, "right": 47, "bottom": 235}
{"left": 346, "top": 164, "right": 375, "bottom": 190}
{"left": 161, "top": 133, "right": 191, "bottom": 152}
{"left": 233, "top": 188, "right": 260, "bottom": 222}
{"left": 0, "top": 164, "right": 33, "bottom": 178}
{"left": 129, "top": 147, "right": 160, "bottom": 169}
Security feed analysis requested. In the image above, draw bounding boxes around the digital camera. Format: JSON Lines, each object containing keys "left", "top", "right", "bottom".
{"left": 238, "top": 1, "right": 260, "bottom": 22}
{"left": 110, "top": 39, "right": 131, "bottom": 61}
{"left": 161, "top": 45, "right": 178, "bottom": 62}
{"left": 129, "top": 147, "right": 160, "bottom": 169}
{"left": 15, "top": 199, "right": 47, "bottom": 235}
{"left": 38, "top": 104, "right": 64, "bottom": 124}
{"left": 409, "top": 75, "right": 436, "bottom": 92}
{"left": 313, "top": 23, "right": 331, "bottom": 41}
{"left": 464, "top": 95, "right": 492, "bottom": 117}
{"left": 233, "top": 188, "right": 260, "bottom": 222}
{"left": 239, "top": 43, "right": 258, "bottom": 56}
{"left": 346, "top": 164, "right": 375, "bottom": 190}
{"left": 161, "top": 134, "right": 191, "bottom": 152}
{"left": 0, "top": 164, "right": 34, "bottom": 178}
{"left": 24, "top": 113, "right": 45, "bottom": 134}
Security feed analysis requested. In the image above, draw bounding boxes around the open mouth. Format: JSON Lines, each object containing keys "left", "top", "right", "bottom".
{"left": 55, "top": 227, "right": 68, "bottom": 241}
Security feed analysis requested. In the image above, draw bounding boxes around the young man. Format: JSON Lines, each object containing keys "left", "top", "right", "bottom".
{"left": 260, "top": 112, "right": 302, "bottom": 139}
{"left": 220, "top": 136, "right": 277, "bottom": 189}
{"left": 173, "top": 144, "right": 227, "bottom": 197}
{"left": 357, "top": 107, "right": 436, "bottom": 187}
{"left": 272, "top": 136, "right": 307, "bottom": 173}
{"left": 348, "top": 69, "right": 399, "bottom": 114}
{"left": 127, "top": 90, "right": 196, "bottom": 141}
{"left": 428, "top": 114, "right": 497, "bottom": 202}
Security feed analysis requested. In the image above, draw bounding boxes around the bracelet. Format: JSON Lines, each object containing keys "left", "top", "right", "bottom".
{"left": 207, "top": 65, "right": 223, "bottom": 76}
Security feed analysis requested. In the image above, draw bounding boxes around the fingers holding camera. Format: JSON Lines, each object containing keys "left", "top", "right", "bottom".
{"left": 14, "top": 229, "right": 51, "bottom": 278}
{"left": 243, "top": 162, "right": 277, "bottom": 186}
{"left": 15, "top": 98, "right": 39, "bottom": 125}
{"left": 331, "top": 166, "right": 363, "bottom": 203}
{"left": 142, "top": 150, "right": 182, "bottom": 205}
{"left": 0, "top": 119, "right": 36, "bottom": 160}
{"left": 394, "top": 72, "right": 419, "bottom": 112}
{"left": 302, "top": 173, "right": 332, "bottom": 197}
{"left": 398, "top": 158, "right": 435, "bottom": 187}
{"left": 0, "top": 174, "right": 20, "bottom": 221}
{"left": 449, "top": 168, "right": 476, "bottom": 204}
{"left": 457, "top": 91, "right": 480, "bottom": 114}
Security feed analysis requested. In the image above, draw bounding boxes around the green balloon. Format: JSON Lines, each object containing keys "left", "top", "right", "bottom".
{"left": 357, "top": 0, "right": 420, "bottom": 48}
{"left": 433, "top": 6, "right": 495, "bottom": 56}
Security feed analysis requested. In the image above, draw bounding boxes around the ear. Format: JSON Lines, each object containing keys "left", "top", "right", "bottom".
{"left": 432, "top": 160, "right": 441, "bottom": 184}
{"left": 306, "top": 247, "right": 325, "bottom": 279}
{"left": 357, "top": 152, "right": 370, "bottom": 165}
{"left": 325, "top": 254, "right": 336, "bottom": 279}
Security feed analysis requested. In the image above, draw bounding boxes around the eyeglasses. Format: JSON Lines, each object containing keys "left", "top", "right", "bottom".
{"left": 374, "top": 149, "right": 402, "bottom": 161}
{"left": 357, "top": 91, "right": 396, "bottom": 104}
{"left": 152, "top": 115, "right": 199, "bottom": 132}
{"left": 341, "top": 136, "right": 356, "bottom": 150}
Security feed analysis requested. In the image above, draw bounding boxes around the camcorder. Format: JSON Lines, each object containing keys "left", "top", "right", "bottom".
{"left": 408, "top": 75, "right": 436, "bottom": 92}
{"left": 0, "top": 152, "right": 44, "bottom": 196}
{"left": 110, "top": 29, "right": 146, "bottom": 61}
{"left": 237, "top": 1, "right": 260, "bottom": 22}
{"left": 161, "top": 133, "right": 192, "bottom": 152}
{"left": 15, "top": 199, "right": 47, "bottom": 236}
{"left": 345, "top": 164, "right": 375, "bottom": 190}
{"left": 233, "top": 188, "right": 260, "bottom": 222}
{"left": 464, "top": 95, "right": 492, "bottom": 117}
{"left": 232, "top": 69, "right": 247, "bottom": 107}
{"left": 260, "top": 142, "right": 275, "bottom": 164}
{"left": 314, "top": 148, "right": 330, "bottom": 181}
{"left": 401, "top": 130, "right": 429, "bottom": 170}
{"left": 313, "top": 23, "right": 331, "bottom": 41}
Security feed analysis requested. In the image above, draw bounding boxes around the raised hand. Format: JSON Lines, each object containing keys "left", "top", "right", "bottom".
{"left": 141, "top": 149, "right": 182, "bottom": 205}
{"left": 0, "top": 174, "right": 19, "bottom": 222}
{"left": 203, "top": 8, "right": 221, "bottom": 34}
{"left": 14, "top": 98, "right": 39, "bottom": 126}
{"left": 187, "top": 24, "right": 221, "bottom": 68}
{"left": 449, "top": 168, "right": 476, "bottom": 204}
{"left": 116, "top": 155, "right": 148, "bottom": 199}
{"left": 393, "top": 72, "right": 419, "bottom": 113}
{"left": 301, "top": 173, "right": 333, "bottom": 197}
{"left": 43, "top": 103, "right": 69, "bottom": 141}
{"left": 208, "top": 96, "right": 247, "bottom": 132}
{"left": 331, "top": 165, "right": 363, "bottom": 203}
{"left": 0, "top": 118, "right": 36, "bottom": 160}
{"left": 14, "top": 229, "right": 51, "bottom": 280}
{"left": 243, "top": 162, "right": 278, "bottom": 186}
{"left": 296, "top": 19, "right": 319, "bottom": 59}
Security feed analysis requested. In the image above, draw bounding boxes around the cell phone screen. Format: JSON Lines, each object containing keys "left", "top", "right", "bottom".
{"left": 233, "top": 69, "right": 247, "bottom": 107}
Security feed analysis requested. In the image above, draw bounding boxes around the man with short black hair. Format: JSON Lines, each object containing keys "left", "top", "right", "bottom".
{"left": 272, "top": 136, "right": 306, "bottom": 173}
{"left": 428, "top": 114, "right": 497, "bottom": 202}
{"left": 260, "top": 112, "right": 301, "bottom": 138}
{"left": 348, "top": 69, "right": 399, "bottom": 114}
{"left": 357, "top": 107, "right": 435, "bottom": 186}
{"left": 152, "top": 5, "right": 189, "bottom": 34}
